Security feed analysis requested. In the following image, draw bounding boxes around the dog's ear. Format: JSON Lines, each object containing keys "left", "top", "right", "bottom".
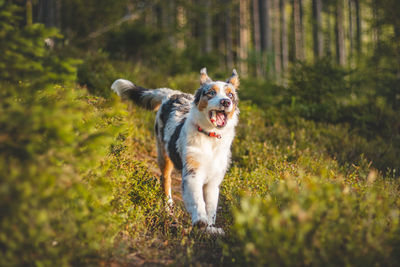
{"left": 226, "top": 69, "right": 240, "bottom": 89}
{"left": 194, "top": 88, "right": 202, "bottom": 105}
{"left": 200, "top": 67, "right": 212, "bottom": 85}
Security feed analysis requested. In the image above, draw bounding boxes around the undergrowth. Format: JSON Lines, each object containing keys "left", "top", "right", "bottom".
{"left": 1, "top": 65, "right": 399, "bottom": 266}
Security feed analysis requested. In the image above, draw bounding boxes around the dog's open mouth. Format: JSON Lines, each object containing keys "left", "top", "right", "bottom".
{"left": 209, "top": 110, "right": 227, "bottom": 128}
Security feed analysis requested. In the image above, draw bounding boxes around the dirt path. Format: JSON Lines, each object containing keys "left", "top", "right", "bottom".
{"left": 134, "top": 148, "right": 183, "bottom": 202}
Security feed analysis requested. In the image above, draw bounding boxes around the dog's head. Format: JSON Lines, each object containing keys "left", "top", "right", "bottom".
{"left": 194, "top": 68, "right": 239, "bottom": 129}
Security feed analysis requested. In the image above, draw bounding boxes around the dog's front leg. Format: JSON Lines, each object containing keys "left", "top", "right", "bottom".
{"left": 182, "top": 171, "right": 208, "bottom": 227}
{"left": 203, "top": 176, "right": 225, "bottom": 235}
{"left": 203, "top": 181, "right": 220, "bottom": 225}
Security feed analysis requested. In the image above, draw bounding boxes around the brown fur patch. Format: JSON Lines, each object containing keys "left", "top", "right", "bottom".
{"left": 186, "top": 155, "right": 200, "bottom": 170}
{"left": 198, "top": 96, "right": 208, "bottom": 111}
{"left": 212, "top": 84, "right": 221, "bottom": 94}
{"left": 224, "top": 86, "right": 233, "bottom": 96}
{"left": 227, "top": 104, "right": 236, "bottom": 119}
{"left": 162, "top": 154, "right": 174, "bottom": 197}
{"left": 228, "top": 76, "right": 240, "bottom": 89}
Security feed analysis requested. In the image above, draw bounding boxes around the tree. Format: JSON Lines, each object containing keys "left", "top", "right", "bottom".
{"left": 273, "top": 0, "right": 281, "bottom": 79}
{"left": 253, "top": 0, "right": 262, "bottom": 76}
{"left": 239, "top": 0, "right": 250, "bottom": 76}
{"left": 225, "top": 1, "right": 234, "bottom": 69}
{"left": 312, "top": 0, "right": 323, "bottom": 60}
{"left": 37, "top": 0, "right": 61, "bottom": 28}
{"left": 0, "top": 1, "right": 78, "bottom": 88}
{"left": 348, "top": 0, "right": 354, "bottom": 64}
{"left": 354, "top": 0, "right": 362, "bottom": 58}
{"left": 205, "top": 0, "right": 213, "bottom": 53}
{"left": 335, "top": 0, "right": 346, "bottom": 65}
{"left": 176, "top": 4, "right": 187, "bottom": 49}
{"left": 293, "top": 0, "right": 304, "bottom": 60}
{"left": 260, "top": 0, "right": 272, "bottom": 77}
{"left": 281, "top": 0, "right": 289, "bottom": 75}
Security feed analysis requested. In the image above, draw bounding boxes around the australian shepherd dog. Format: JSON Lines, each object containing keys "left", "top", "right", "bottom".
{"left": 111, "top": 68, "right": 239, "bottom": 234}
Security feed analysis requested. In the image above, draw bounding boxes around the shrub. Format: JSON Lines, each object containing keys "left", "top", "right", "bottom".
{"left": 225, "top": 173, "right": 400, "bottom": 266}
{"left": 0, "top": 2, "right": 79, "bottom": 88}
{"left": 287, "top": 59, "right": 350, "bottom": 123}
{"left": 77, "top": 51, "right": 120, "bottom": 97}
{"left": 0, "top": 84, "right": 124, "bottom": 266}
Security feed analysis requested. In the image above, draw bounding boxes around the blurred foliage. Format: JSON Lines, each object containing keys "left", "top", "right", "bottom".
{"left": 61, "top": 0, "right": 128, "bottom": 42}
{"left": 220, "top": 102, "right": 400, "bottom": 266}
{"left": 0, "top": 2, "right": 79, "bottom": 88}
{"left": 238, "top": 58, "right": 400, "bottom": 171}
{"left": 0, "top": 84, "right": 122, "bottom": 266}
{"left": 287, "top": 59, "right": 349, "bottom": 122}
{"left": 77, "top": 51, "right": 120, "bottom": 97}
{"left": 225, "top": 175, "right": 400, "bottom": 266}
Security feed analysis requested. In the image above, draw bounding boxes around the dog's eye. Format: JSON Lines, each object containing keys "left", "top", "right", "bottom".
{"left": 228, "top": 93, "right": 234, "bottom": 99}
{"left": 207, "top": 90, "right": 216, "bottom": 97}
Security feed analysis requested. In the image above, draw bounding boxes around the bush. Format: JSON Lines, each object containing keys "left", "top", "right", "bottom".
{"left": 77, "top": 51, "right": 121, "bottom": 97}
{"left": 287, "top": 59, "right": 350, "bottom": 123}
{"left": 220, "top": 99, "right": 400, "bottom": 266}
{"left": 0, "top": 2, "right": 79, "bottom": 88}
{"left": 224, "top": 172, "right": 400, "bottom": 266}
{"left": 0, "top": 84, "right": 125, "bottom": 266}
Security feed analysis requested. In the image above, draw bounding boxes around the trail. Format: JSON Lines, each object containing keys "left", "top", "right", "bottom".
{"left": 134, "top": 147, "right": 183, "bottom": 202}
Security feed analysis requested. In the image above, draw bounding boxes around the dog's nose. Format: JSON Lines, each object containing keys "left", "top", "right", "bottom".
{"left": 220, "top": 98, "right": 231, "bottom": 107}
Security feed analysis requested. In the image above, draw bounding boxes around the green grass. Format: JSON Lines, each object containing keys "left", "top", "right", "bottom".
{"left": 1, "top": 70, "right": 399, "bottom": 266}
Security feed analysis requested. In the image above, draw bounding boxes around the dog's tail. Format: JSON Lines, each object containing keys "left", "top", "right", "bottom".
{"left": 111, "top": 79, "right": 180, "bottom": 111}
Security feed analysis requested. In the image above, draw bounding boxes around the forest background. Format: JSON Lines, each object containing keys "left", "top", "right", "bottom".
{"left": 1, "top": 0, "right": 400, "bottom": 266}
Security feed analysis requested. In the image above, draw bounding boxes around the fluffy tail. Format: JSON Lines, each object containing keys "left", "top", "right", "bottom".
{"left": 111, "top": 79, "right": 179, "bottom": 111}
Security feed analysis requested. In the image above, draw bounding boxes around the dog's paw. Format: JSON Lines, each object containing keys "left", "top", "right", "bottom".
{"left": 192, "top": 219, "right": 208, "bottom": 230}
{"left": 167, "top": 198, "right": 174, "bottom": 208}
{"left": 165, "top": 198, "right": 174, "bottom": 215}
{"left": 205, "top": 225, "right": 225, "bottom": 236}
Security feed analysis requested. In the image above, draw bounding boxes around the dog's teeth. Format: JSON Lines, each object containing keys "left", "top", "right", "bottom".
{"left": 209, "top": 111, "right": 217, "bottom": 125}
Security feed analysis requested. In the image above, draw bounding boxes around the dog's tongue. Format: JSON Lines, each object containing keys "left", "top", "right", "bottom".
{"left": 216, "top": 111, "right": 225, "bottom": 127}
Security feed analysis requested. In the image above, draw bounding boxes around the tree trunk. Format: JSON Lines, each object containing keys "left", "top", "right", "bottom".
{"left": 260, "top": 0, "right": 272, "bottom": 77}
{"left": 354, "top": 0, "right": 361, "bottom": 58}
{"left": 26, "top": 0, "right": 33, "bottom": 26}
{"left": 348, "top": 0, "right": 355, "bottom": 66}
{"left": 395, "top": 27, "right": 400, "bottom": 78}
{"left": 348, "top": 0, "right": 354, "bottom": 59}
{"left": 239, "top": 0, "right": 250, "bottom": 76}
{"left": 225, "top": 3, "right": 234, "bottom": 69}
{"left": 253, "top": 0, "right": 262, "bottom": 76}
{"left": 205, "top": 0, "right": 213, "bottom": 53}
{"left": 177, "top": 5, "right": 186, "bottom": 49}
{"left": 336, "top": 0, "right": 346, "bottom": 65}
{"left": 312, "top": 0, "right": 323, "bottom": 60}
{"left": 293, "top": 0, "right": 304, "bottom": 60}
{"left": 372, "top": 0, "right": 380, "bottom": 49}
{"left": 324, "top": 5, "right": 332, "bottom": 58}
{"left": 161, "top": 2, "right": 170, "bottom": 32}
{"left": 281, "top": 0, "right": 288, "bottom": 77}
{"left": 273, "top": 0, "right": 281, "bottom": 79}
{"left": 38, "top": 0, "right": 61, "bottom": 28}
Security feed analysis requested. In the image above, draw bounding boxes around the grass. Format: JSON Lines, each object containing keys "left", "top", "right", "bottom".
{"left": 102, "top": 86, "right": 400, "bottom": 266}
{"left": 1, "top": 70, "right": 399, "bottom": 266}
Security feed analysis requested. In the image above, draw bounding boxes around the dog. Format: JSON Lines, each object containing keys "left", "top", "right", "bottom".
{"left": 111, "top": 68, "right": 239, "bottom": 234}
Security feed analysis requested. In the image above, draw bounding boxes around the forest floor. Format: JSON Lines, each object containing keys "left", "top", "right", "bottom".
{"left": 99, "top": 94, "right": 400, "bottom": 266}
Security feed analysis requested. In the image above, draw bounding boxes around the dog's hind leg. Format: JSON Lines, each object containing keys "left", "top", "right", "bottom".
{"left": 155, "top": 117, "right": 174, "bottom": 205}
{"left": 161, "top": 153, "right": 174, "bottom": 205}
{"left": 157, "top": 141, "right": 174, "bottom": 205}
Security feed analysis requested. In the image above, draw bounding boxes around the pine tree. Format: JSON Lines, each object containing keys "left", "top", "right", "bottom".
{"left": 0, "top": 1, "right": 78, "bottom": 88}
